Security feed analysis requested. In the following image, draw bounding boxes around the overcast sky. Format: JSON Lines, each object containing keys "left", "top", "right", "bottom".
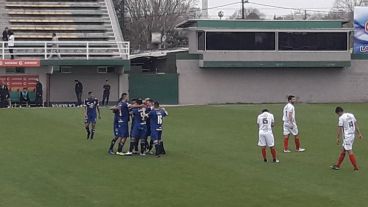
{"left": 203, "top": 0, "right": 336, "bottom": 19}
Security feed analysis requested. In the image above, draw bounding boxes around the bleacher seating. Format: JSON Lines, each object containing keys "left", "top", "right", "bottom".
{"left": 0, "top": 0, "right": 125, "bottom": 59}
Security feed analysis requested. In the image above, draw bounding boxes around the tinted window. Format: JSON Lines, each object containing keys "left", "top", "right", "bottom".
{"left": 206, "top": 32, "right": 275, "bottom": 50}
{"left": 198, "top": 31, "right": 205, "bottom": 50}
{"left": 279, "top": 32, "right": 347, "bottom": 51}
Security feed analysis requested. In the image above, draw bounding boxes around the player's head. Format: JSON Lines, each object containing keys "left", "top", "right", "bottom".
{"left": 74, "top": 80, "right": 78, "bottom": 83}
{"left": 288, "top": 95, "right": 296, "bottom": 104}
{"left": 121, "top": 93, "right": 128, "bottom": 101}
{"left": 262, "top": 109, "right": 269, "bottom": 113}
{"left": 154, "top": 101, "right": 160, "bottom": 108}
{"left": 335, "top": 106, "right": 344, "bottom": 116}
{"left": 136, "top": 99, "right": 143, "bottom": 105}
{"left": 23, "top": 87, "right": 27, "bottom": 91}
{"left": 105, "top": 79, "right": 108, "bottom": 83}
{"left": 4, "top": 27, "right": 8, "bottom": 31}
{"left": 131, "top": 98, "right": 137, "bottom": 105}
{"left": 88, "top": 91, "right": 93, "bottom": 98}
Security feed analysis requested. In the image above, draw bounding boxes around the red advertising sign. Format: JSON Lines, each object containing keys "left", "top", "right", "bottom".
{"left": 0, "top": 59, "right": 40, "bottom": 68}
{"left": 0, "top": 75, "right": 39, "bottom": 92}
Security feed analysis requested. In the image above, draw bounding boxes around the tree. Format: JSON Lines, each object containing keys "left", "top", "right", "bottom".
{"left": 113, "top": 0, "right": 197, "bottom": 51}
{"left": 333, "top": 0, "right": 368, "bottom": 13}
{"left": 330, "top": 0, "right": 368, "bottom": 22}
{"left": 229, "top": 7, "right": 265, "bottom": 20}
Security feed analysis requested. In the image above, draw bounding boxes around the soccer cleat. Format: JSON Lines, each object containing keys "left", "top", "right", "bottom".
{"left": 264, "top": 159, "right": 268, "bottom": 163}
{"left": 124, "top": 151, "right": 133, "bottom": 156}
{"left": 354, "top": 168, "right": 359, "bottom": 171}
{"left": 283, "top": 149, "right": 291, "bottom": 153}
{"left": 116, "top": 152, "right": 125, "bottom": 156}
{"left": 273, "top": 159, "right": 280, "bottom": 163}
{"left": 108, "top": 150, "right": 114, "bottom": 155}
{"left": 330, "top": 165, "right": 340, "bottom": 170}
{"left": 296, "top": 148, "right": 306, "bottom": 152}
{"left": 140, "top": 153, "right": 146, "bottom": 156}
{"left": 87, "top": 132, "right": 90, "bottom": 139}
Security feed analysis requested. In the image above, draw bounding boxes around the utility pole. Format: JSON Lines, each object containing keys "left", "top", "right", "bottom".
{"left": 122, "top": 0, "right": 125, "bottom": 36}
{"left": 304, "top": 9, "right": 307, "bottom": 20}
{"left": 241, "top": 0, "right": 248, "bottom": 19}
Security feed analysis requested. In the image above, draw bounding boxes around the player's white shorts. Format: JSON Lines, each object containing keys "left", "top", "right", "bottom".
{"left": 283, "top": 123, "right": 299, "bottom": 136}
{"left": 258, "top": 132, "right": 275, "bottom": 147}
{"left": 342, "top": 134, "right": 355, "bottom": 151}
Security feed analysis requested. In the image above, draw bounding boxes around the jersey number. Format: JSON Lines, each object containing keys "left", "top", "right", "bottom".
{"left": 262, "top": 118, "right": 268, "bottom": 124}
{"left": 349, "top": 121, "right": 354, "bottom": 128}
{"left": 157, "top": 115, "right": 163, "bottom": 124}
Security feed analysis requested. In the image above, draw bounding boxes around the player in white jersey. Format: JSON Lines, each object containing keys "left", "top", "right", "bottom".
{"left": 282, "top": 95, "right": 305, "bottom": 152}
{"left": 257, "top": 109, "right": 279, "bottom": 163}
{"left": 331, "top": 107, "right": 363, "bottom": 171}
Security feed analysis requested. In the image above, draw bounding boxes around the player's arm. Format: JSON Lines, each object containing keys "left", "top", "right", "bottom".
{"left": 288, "top": 111, "right": 293, "bottom": 123}
{"left": 336, "top": 126, "right": 343, "bottom": 145}
{"left": 162, "top": 107, "right": 168, "bottom": 116}
{"left": 97, "top": 104, "right": 101, "bottom": 119}
{"left": 355, "top": 121, "right": 363, "bottom": 139}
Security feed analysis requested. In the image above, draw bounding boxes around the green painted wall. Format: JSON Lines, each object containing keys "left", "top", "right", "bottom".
{"left": 177, "top": 20, "right": 345, "bottom": 29}
{"left": 129, "top": 74, "right": 178, "bottom": 104}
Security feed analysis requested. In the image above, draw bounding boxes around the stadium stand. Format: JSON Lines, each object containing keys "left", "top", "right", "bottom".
{"left": 0, "top": 0, "right": 127, "bottom": 59}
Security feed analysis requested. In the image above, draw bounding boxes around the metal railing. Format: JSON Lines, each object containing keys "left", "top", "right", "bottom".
{"left": 0, "top": 41, "right": 130, "bottom": 60}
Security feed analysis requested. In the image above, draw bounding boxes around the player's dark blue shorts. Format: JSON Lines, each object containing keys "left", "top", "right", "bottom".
{"left": 131, "top": 125, "right": 147, "bottom": 139}
{"left": 85, "top": 114, "right": 97, "bottom": 124}
{"left": 145, "top": 126, "right": 151, "bottom": 138}
{"left": 150, "top": 130, "right": 162, "bottom": 141}
{"left": 114, "top": 123, "right": 129, "bottom": 138}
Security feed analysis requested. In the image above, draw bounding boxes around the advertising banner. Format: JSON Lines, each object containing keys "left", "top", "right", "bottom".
{"left": 354, "top": 7, "right": 368, "bottom": 54}
{"left": 0, "top": 75, "right": 39, "bottom": 92}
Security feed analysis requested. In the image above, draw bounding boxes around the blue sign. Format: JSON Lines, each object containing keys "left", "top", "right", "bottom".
{"left": 354, "top": 7, "right": 368, "bottom": 54}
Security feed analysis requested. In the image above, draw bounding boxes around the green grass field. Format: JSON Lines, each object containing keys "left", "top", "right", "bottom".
{"left": 1, "top": 104, "right": 368, "bottom": 207}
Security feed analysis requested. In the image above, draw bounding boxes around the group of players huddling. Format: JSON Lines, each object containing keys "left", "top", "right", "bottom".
{"left": 83, "top": 92, "right": 168, "bottom": 158}
{"left": 257, "top": 95, "right": 363, "bottom": 171}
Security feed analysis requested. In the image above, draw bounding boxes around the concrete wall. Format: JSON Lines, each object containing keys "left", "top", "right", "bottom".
{"left": 201, "top": 51, "right": 351, "bottom": 62}
{"left": 177, "top": 59, "right": 368, "bottom": 104}
{"left": 49, "top": 66, "right": 124, "bottom": 103}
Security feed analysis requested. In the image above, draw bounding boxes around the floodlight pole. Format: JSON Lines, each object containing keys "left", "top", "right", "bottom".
{"left": 241, "top": 0, "right": 248, "bottom": 19}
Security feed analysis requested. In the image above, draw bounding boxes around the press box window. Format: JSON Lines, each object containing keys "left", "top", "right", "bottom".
{"left": 60, "top": 66, "right": 72, "bottom": 73}
{"left": 206, "top": 32, "right": 276, "bottom": 50}
{"left": 198, "top": 31, "right": 205, "bottom": 50}
{"left": 279, "top": 32, "right": 348, "bottom": 51}
{"left": 97, "top": 66, "right": 114, "bottom": 73}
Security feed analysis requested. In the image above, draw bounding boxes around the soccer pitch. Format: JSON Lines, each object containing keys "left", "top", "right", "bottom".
{"left": 1, "top": 104, "right": 368, "bottom": 207}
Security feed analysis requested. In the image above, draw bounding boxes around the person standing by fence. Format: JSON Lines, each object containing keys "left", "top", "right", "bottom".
{"left": 48, "top": 33, "right": 61, "bottom": 59}
{"left": 2, "top": 27, "right": 9, "bottom": 47}
{"left": 7, "top": 30, "right": 14, "bottom": 59}
{"left": 102, "top": 80, "right": 111, "bottom": 106}
{"left": 35, "top": 80, "right": 43, "bottom": 107}
{"left": 75, "top": 80, "right": 83, "bottom": 106}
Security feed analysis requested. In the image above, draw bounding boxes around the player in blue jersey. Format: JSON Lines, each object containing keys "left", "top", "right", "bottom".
{"left": 148, "top": 101, "right": 168, "bottom": 157}
{"left": 144, "top": 98, "right": 154, "bottom": 153}
{"left": 84, "top": 92, "right": 101, "bottom": 140}
{"left": 108, "top": 93, "right": 130, "bottom": 155}
{"left": 125, "top": 99, "right": 148, "bottom": 156}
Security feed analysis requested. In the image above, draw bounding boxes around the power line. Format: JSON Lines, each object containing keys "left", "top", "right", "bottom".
{"left": 202, "top": 1, "right": 241, "bottom": 11}
{"left": 247, "top": 1, "right": 336, "bottom": 14}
